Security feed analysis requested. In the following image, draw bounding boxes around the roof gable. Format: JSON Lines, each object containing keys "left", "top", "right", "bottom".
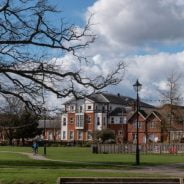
{"left": 146, "top": 111, "right": 162, "bottom": 121}
{"left": 128, "top": 110, "right": 147, "bottom": 122}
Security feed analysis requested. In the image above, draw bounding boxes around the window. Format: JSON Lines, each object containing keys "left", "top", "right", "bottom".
{"left": 69, "top": 131, "right": 74, "bottom": 140}
{"left": 118, "top": 130, "right": 122, "bottom": 135}
{"left": 57, "top": 131, "right": 61, "bottom": 139}
{"left": 78, "top": 131, "right": 83, "bottom": 140}
{"left": 70, "top": 105, "right": 74, "bottom": 112}
{"left": 139, "top": 122, "right": 142, "bottom": 128}
{"left": 120, "top": 117, "right": 123, "bottom": 124}
{"left": 97, "top": 117, "right": 100, "bottom": 125}
{"left": 109, "top": 106, "right": 112, "bottom": 111}
{"left": 87, "top": 131, "right": 92, "bottom": 140}
{"left": 63, "top": 118, "right": 66, "bottom": 126}
{"left": 111, "top": 117, "right": 114, "bottom": 124}
{"left": 132, "top": 133, "right": 137, "bottom": 141}
{"left": 150, "top": 121, "right": 156, "bottom": 128}
{"left": 76, "top": 115, "right": 84, "bottom": 127}
{"left": 70, "top": 117, "right": 74, "bottom": 124}
{"left": 133, "top": 121, "right": 141, "bottom": 128}
{"left": 87, "top": 105, "right": 92, "bottom": 110}
{"left": 49, "top": 131, "right": 53, "bottom": 140}
{"left": 62, "top": 131, "right": 66, "bottom": 139}
{"left": 86, "top": 115, "right": 91, "bottom": 123}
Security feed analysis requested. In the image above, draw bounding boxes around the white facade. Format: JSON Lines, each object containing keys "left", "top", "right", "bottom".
{"left": 61, "top": 113, "right": 68, "bottom": 141}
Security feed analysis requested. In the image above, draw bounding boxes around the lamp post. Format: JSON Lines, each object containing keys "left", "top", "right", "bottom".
{"left": 133, "top": 79, "right": 142, "bottom": 165}
{"left": 44, "top": 109, "right": 47, "bottom": 156}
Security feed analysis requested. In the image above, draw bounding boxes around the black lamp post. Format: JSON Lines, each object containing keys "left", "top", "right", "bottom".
{"left": 133, "top": 79, "right": 142, "bottom": 165}
{"left": 44, "top": 109, "right": 47, "bottom": 156}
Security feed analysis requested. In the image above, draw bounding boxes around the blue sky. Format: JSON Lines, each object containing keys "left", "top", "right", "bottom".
{"left": 51, "top": 0, "right": 96, "bottom": 26}
{"left": 45, "top": 0, "right": 184, "bottom": 107}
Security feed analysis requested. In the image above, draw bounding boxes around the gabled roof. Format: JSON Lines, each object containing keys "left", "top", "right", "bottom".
{"left": 86, "top": 93, "right": 108, "bottom": 103}
{"left": 146, "top": 111, "right": 162, "bottom": 121}
{"left": 63, "top": 92, "right": 154, "bottom": 108}
{"left": 127, "top": 110, "right": 148, "bottom": 122}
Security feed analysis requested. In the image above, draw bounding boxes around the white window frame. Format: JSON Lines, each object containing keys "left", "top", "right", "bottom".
{"left": 87, "top": 131, "right": 93, "bottom": 140}
{"left": 69, "top": 131, "right": 74, "bottom": 140}
{"left": 133, "top": 121, "right": 141, "bottom": 128}
{"left": 62, "top": 131, "right": 66, "bottom": 140}
{"left": 76, "top": 114, "right": 84, "bottom": 128}
{"left": 63, "top": 118, "right": 66, "bottom": 126}
{"left": 78, "top": 131, "right": 83, "bottom": 140}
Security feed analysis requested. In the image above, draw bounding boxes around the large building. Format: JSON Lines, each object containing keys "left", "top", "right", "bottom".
{"left": 61, "top": 93, "right": 154, "bottom": 143}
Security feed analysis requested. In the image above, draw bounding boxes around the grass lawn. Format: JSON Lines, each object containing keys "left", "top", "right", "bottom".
{"left": 44, "top": 147, "right": 184, "bottom": 166}
{"left": 0, "top": 146, "right": 183, "bottom": 184}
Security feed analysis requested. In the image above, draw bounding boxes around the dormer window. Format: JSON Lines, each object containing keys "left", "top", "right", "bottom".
{"left": 87, "top": 105, "right": 92, "bottom": 110}
{"left": 70, "top": 105, "right": 74, "bottom": 112}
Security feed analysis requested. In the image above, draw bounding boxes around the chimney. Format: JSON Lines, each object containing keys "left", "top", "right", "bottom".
{"left": 117, "top": 93, "right": 120, "bottom": 97}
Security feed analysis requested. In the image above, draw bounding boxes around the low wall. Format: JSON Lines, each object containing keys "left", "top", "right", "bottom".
{"left": 57, "top": 177, "right": 182, "bottom": 184}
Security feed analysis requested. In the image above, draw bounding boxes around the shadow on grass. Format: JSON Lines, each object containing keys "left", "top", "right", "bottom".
{"left": 0, "top": 159, "right": 174, "bottom": 170}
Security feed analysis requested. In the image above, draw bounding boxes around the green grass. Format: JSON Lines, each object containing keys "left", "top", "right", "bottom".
{"left": 43, "top": 147, "right": 184, "bottom": 166}
{"left": 0, "top": 168, "right": 168, "bottom": 184}
{"left": 0, "top": 146, "right": 183, "bottom": 184}
{"left": 2, "top": 146, "right": 184, "bottom": 166}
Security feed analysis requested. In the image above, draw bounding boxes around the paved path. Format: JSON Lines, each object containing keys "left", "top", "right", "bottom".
{"left": 0, "top": 151, "right": 184, "bottom": 177}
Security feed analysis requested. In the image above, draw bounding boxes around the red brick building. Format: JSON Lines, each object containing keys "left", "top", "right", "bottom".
{"left": 128, "top": 110, "right": 147, "bottom": 144}
{"left": 61, "top": 93, "right": 153, "bottom": 143}
{"left": 127, "top": 106, "right": 184, "bottom": 144}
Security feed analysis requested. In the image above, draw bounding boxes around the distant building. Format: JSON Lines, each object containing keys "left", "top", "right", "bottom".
{"left": 61, "top": 93, "right": 154, "bottom": 143}
{"left": 127, "top": 104, "right": 184, "bottom": 144}
{"left": 38, "top": 119, "right": 61, "bottom": 141}
{"left": 127, "top": 110, "right": 165, "bottom": 144}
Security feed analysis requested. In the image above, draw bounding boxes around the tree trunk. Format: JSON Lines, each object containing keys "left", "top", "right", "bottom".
{"left": 22, "top": 137, "right": 25, "bottom": 146}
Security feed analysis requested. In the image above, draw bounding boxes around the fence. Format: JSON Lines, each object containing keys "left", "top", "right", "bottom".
{"left": 93, "top": 143, "right": 184, "bottom": 154}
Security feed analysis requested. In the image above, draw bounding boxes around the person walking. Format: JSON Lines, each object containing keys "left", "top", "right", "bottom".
{"left": 32, "top": 141, "right": 38, "bottom": 155}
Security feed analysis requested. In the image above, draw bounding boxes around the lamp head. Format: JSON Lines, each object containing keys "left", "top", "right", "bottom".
{"left": 133, "top": 79, "right": 142, "bottom": 92}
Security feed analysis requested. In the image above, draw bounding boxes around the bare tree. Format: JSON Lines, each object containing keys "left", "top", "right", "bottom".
{"left": 0, "top": 0, "right": 125, "bottom": 113}
{"left": 0, "top": 96, "right": 42, "bottom": 145}
{"left": 158, "top": 71, "right": 182, "bottom": 143}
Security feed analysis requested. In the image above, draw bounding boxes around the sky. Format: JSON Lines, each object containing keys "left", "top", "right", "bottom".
{"left": 47, "top": 0, "right": 184, "bottom": 108}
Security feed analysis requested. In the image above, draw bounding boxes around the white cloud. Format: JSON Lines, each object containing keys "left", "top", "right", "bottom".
{"left": 87, "top": 0, "right": 184, "bottom": 50}
{"left": 46, "top": 0, "right": 184, "bottom": 108}
{"left": 114, "top": 51, "right": 184, "bottom": 102}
